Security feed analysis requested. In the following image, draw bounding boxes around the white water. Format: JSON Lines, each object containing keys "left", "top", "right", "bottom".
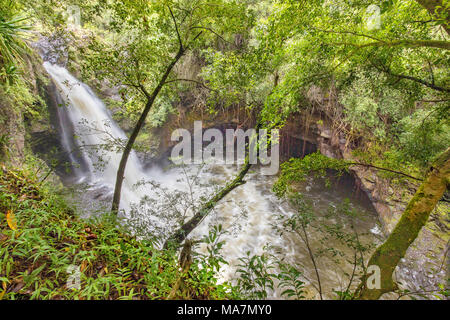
{"left": 44, "top": 63, "right": 383, "bottom": 298}
{"left": 44, "top": 62, "right": 151, "bottom": 212}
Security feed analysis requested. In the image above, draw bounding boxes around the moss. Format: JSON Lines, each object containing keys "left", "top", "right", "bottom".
{"left": 0, "top": 51, "right": 51, "bottom": 165}
{"left": 356, "top": 147, "right": 450, "bottom": 299}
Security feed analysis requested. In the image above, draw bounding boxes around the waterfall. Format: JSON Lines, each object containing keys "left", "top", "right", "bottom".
{"left": 43, "top": 62, "right": 148, "bottom": 212}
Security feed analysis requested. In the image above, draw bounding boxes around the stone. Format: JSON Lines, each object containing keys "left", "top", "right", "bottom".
{"left": 320, "top": 129, "right": 331, "bottom": 139}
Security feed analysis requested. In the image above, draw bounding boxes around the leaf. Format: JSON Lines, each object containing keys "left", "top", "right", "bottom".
{"left": 0, "top": 279, "right": 7, "bottom": 299}
{"left": 30, "top": 263, "right": 46, "bottom": 277}
{"left": 6, "top": 210, "right": 17, "bottom": 231}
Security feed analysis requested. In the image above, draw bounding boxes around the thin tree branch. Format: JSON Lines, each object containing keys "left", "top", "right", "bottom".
{"left": 190, "top": 26, "right": 234, "bottom": 45}
{"left": 311, "top": 27, "right": 386, "bottom": 43}
{"left": 347, "top": 162, "right": 423, "bottom": 181}
{"left": 167, "top": 5, "right": 183, "bottom": 51}
{"left": 184, "top": 31, "right": 203, "bottom": 51}
{"left": 338, "top": 39, "right": 450, "bottom": 50}
{"left": 371, "top": 62, "right": 450, "bottom": 93}
{"left": 298, "top": 224, "right": 323, "bottom": 300}
{"left": 419, "top": 98, "right": 450, "bottom": 103}
{"left": 164, "top": 78, "right": 217, "bottom": 91}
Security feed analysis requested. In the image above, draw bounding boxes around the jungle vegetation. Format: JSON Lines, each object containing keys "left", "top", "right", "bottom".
{"left": 0, "top": 0, "right": 448, "bottom": 300}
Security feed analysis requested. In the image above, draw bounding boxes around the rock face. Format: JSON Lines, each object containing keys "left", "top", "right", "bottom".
{"left": 337, "top": 142, "right": 413, "bottom": 234}
{"left": 0, "top": 95, "right": 25, "bottom": 165}
{"left": 297, "top": 119, "right": 411, "bottom": 234}
{"left": 311, "top": 120, "right": 449, "bottom": 298}
{"left": 0, "top": 53, "right": 50, "bottom": 166}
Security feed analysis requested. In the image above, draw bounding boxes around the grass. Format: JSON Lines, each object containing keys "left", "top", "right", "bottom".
{"left": 0, "top": 166, "right": 237, "bottom": 300}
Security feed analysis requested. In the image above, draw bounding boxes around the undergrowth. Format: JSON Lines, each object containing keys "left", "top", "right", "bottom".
{"left": 0, "top": 166, "right": 237, "bottom": 300}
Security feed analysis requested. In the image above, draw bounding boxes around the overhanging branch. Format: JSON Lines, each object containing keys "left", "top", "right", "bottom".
{"left": 167, "top": 5, "right": 183, "bottom": 51}
{"left": 163, "top": 78, "right": 217, "bottom": 91}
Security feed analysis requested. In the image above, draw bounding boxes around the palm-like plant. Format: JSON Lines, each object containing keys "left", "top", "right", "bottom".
{"left": 0, "top": 14, "right": 31, "bottom": 81}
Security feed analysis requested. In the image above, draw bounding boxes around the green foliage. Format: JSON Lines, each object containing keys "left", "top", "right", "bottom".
{"left": 197, "top": 224, "right": 228, "bottom": 273}
{"left": 0, "top": 0, "right": 31, "bottom": 83}
{"left": 0, "top": 0, "right": 47, "bottom": 162}
{"left": 236, "top": 250, "right": 277, "bottom": 299}
{"left": 188, "top": 225, "right": 240, "bottom": 299}
{"left": 273, "top": 152, "right": 350, "bottom": 197}
{"left": 203, "top": 0, "right": 449, "bottom": 168}
{"left": 339, "top": 69, "right": 411, "bottom": 141}
{"left": 0, "top": 166, "right": 236, "bottom": 300}
{"left": 24, "top": 0, "right": 448, "bottom": 171}
{"left": 0, "top": 74, "right": 37, "bottom": 115}
{"left": 1, "top": 0, "right": 446, "bottom": 301}
{"left": 277, "top": 262, "right": 305, "bottom": 299}
{"left": 236, "top": 250, "right": 307, "bottom": 299}
{"left": 50, "top": 0, "right": 257, "bottom": 129}
{"left": 398, "top": 107, "right": 450, "bottom": 167}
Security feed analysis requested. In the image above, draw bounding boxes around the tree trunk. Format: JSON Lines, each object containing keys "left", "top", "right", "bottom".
{"left": 163, "top": 121, "right": 265, "bottom": 249}
{"left": 111, "top": 48, "right": 184, "bottom": 213}
{"left": 355, "top": 147, "right": 450, "bottom": 299}
{"left": 164, "top": 159, "right": 252, "bottom": 249}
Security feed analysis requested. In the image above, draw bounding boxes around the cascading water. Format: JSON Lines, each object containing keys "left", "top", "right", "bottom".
{"left": 44, "top": 62, "right": 385, "bottom": 298}
{"left": 43, "top": 62, "right": 150, "bottom": 212}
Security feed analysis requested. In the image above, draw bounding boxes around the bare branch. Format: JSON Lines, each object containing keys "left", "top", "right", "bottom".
{"left": 371, "top": 62, "right": 450, "bottom": 93}
{"left": 348, "top": 162, "right": 423, "bottom": 181}
{"left": 190, "top": 26, "right": 234, "bottom": 45}
{"left": 184, "top": 31, "right": 203, "bottom": 51}
{"left": 311, "top": 27, "right": 386, "bottom": 43}
{"left": 341, "top": 39, "right": 450, "bottom": 50}
{"left": 164, "top": 78, "right": 217, "bottom": 91}
{"left": 167, "top": 5, "right": 183, "bottom": 50}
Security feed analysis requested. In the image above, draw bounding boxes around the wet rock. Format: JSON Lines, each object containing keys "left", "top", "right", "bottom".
{"left": 320, "top": 129, "right": 332, "bottom": 139}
